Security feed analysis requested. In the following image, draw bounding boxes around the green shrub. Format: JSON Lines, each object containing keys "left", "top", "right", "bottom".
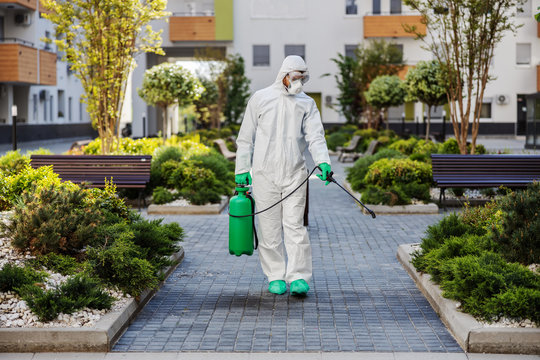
{"left": 130, "top": 218, "right": 183, "bottom": 269}
{"left": 166, "top": 160, "right": 223, "bottom": 205}
{"left": 346, "top": 148, "right": 405, "bottom": 191}
{"left": 354, "top": 128, "right": 378, "bottom": 139}
{"left": 412, "top": 139, "right": 440, "bottom": 160}
{"left": 190, "top": 151, "right": 235, "bottom": 196}
{"left": 29, "top": 253, "right": 79, "bottom": 276}
{"left": 460, "top": 201, "right": 503, "bottom": 235}
{"left": 439, "top": 252, "right": 540, "bottom": 322}
{"left": 19, "top": 275, "right": 113, "bottom": 322}
{"left": 0, "top": 150, "right": 29, "bottom": 176}
{"left": 364, "top": 158, "right": 432, "bottom": 188}
{"left": 388, "top": 138, "right": 419, "bottom": 155}
{"left": 450, "top": 188, "right": 465, "bottom": 197}
{"left": 361, "top": 185, "right": 410, "bottom": 206}
{"left": 152, "top": 186, "right": 174, "bottom": 205}
{"left": 2, "top": 186, "right": 104, "bottom": 256}
{"left": 84, "top": 182, "right": 131, "bottom": 221}
{"left": 150, "top": 146, "right": 184, "bottom": 188}
{"left": 485, "top": 287, "right": 540, "bottom": 324}
{"left": 326, "top": 132, "right": 350, "bottom": 151}
{"left": 87, "top": 238, "right": 158, "bottom": 296}
{"left": 439, "top": 138, "right": 460, "bottom": 154}
{"left": 83, "top": 137, "right": 163, "bottom": 155}
{"left": 493, "top": 183, "right": 540, "bottom": 265}
{"left": 0, "top": 263, "right": 47, "bottom": 293}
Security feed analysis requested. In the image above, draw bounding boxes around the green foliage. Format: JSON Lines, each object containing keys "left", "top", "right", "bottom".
{"left": 439, "top": 252, "right": 540, "bottom": 323}
{"left": 326, "top": 132, "right": 350, "bottom": 151}
{"left": 150, "top": 146, "right": 184, "bottom": 187}
{"left": 485, "top": 287, "right": 540, "bottom": 324}
{"left": 84, "top": 181, "right": 131, "bottom": 221}
{"left": 331, "top": 40, "right": 404, "bottom": 125}
{"left": 139, "top": 63, "right": 203, "bottom": 138}
{"left": 87, "top": 238, "right": 158, "bottom": 296}
{"left": 19, "top": 274, "right": 113, "bottom": 322}
{"left": 222, "top": 54, "right": 251, "bottom": 125}
{"left": 130, "top": 218, "right": 182, "bottom": 269}
{"left": 388, "top": 138, "right": 419, "bottom": 155}
{"left": 83, "top": 137, "right": 164, "bottom": 155}
{"left": 190, "top": 151, "right": 235, "bottom": 195}
{"left": 0, "top": 150, "right": 29, "bottom": 176}
{"left": 439, "top": 138, "right": 461, "bottom": 154}
{"left": 43, "top": 0, "right": 169, "bottom": 154}
{"left": 361, "top": 184, "right": 410, "bottom": 206}
{"left": 346, "top": 148, "right": 405, "bottom": 191}
{"left": 364, "top": 75, "right": 407, "bottom": 111}
{"left": 412, "top": 139, "right": 440, "bottom": 159}
{"left": 2, "top": 186, "right": 103, "bottom": 256}
{"left": 193, "top": 76, "right": 221, "bottom": 128}
{"left": 152, "top": 186, "right": 174, "bottom": 205}
{"left": 404, "top": 60, "right": 448, "bottom": 106}
{"left": 494, "top": 183, "right": 540, "bottom": 265}
{"left": 364, "top": 158, "right": 432, "bottom": 188}
{"left": 0, "top": 263, "right": 47, "bottom": 293}
{"left": 30, "top": 253, "right": 79, "bottom": 276}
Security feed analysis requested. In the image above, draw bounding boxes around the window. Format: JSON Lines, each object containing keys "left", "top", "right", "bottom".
{"left": 79, "top": 101, "right": 83, "bottom": 122}
{"left": 0, "top": 16, "right": 4, "bottom": 39}
{"left": 57, "top": 90, "right": 65, "bottom": 118}
{"left": 390, "top": 44, "right": 403, "bottom": 59}
{"left": 253, "top": 45, "right": 270, "bottom": 66}
{"left": 480, "top": 102, "right": 491, "bottom": 118}
{"left": 372, "top": 0, "right": 381, "bottom": 14}
{"left": 390, "top": 0, "right": 402, "bottom": 14}
{"left": 33, "top": 94, "right": 37, "bottom": 122}
{"left": 345, "top": 45, "right": 357, "bottom": 59}
{"left": 346, "top": 0, "right": 357, "bottom": 15}
{"left": 49, "top": 95, "right": 53, "bottom": 122}
{"left": 44, "top": 31, "right": 51, "bottom": 50}
{"left": 284, "top": 45, "right": 305, "bottom": 61}
{"left": 516, "top": 43, "right": 531, "bottom": 65}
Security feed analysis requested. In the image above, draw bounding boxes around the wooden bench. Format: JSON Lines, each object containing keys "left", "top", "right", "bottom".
{"left": 431, "top": 154, "right": 540, "bottom": 206}
{"left": 30, "top": 155, "right": 152, "bottom": 209}
{"left": 213, "top": 139, "right": 236, "bottom": 161}
{"left": 339, "top": 139, "right": 379, "bottom": 163}
{"left": 336, "top": 135, "right": 362, "bottom": 161}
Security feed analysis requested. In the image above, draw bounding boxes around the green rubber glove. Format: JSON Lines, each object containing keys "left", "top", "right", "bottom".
{"left": 316, "top": 163, "right": 331, "bottom": 186}
{"left": 235, "top": 172, "right": 252, "bottom": 185}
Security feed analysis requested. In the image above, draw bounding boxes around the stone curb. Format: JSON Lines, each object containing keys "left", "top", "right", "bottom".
{"left": 0, "top": 248, "right": 185, "bottom": 352}
{"left": 397, "top": 244, "right": 540, "bottom": 354}
{"left": 341, "top": 180, "right": 439, "bottom": 215}
{"left": 147, "top": 196, "right": 228, "bottom": 215}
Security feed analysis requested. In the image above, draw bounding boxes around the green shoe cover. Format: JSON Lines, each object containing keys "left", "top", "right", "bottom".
{"left": 290, "top": 279, "right": 310, "bottom": 295}
{"left": 268, "top": 280, "right": 287, "bottom": 295}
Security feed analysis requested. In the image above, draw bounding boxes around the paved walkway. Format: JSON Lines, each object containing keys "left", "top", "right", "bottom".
{"left": 111, "top": 157, "right": 464, "bottom": 353}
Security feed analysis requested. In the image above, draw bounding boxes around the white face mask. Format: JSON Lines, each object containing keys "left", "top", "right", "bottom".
{"left": 288, "top": 79, "right": 303, "bottom": 94}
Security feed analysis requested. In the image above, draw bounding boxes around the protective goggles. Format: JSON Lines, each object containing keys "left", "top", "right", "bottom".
{"left": 288, "top": 71, "right": 310, "bottom": 84}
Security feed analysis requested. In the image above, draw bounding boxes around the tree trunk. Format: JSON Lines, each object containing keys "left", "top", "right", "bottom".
{"left": 162, "top": 106, "right": 168, "bottom": 139}
{"left": 425, "top": 105, "right": 431, "bottom": 141}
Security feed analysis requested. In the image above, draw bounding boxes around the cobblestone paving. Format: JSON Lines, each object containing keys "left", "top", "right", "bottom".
{"left": 114, "top": 160, "right": 462, "bottom": 353}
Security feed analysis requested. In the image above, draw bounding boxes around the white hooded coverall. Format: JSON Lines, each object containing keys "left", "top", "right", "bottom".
{"left": 235, "top": 56, "right": 331, "bottom": 284}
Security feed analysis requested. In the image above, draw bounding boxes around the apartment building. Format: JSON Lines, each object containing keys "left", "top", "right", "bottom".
{"left": 0, "top": 0, "right": 91, "bottom": 145}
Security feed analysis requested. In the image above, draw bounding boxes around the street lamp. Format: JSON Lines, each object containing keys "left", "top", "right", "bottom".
{"left": 142, "top": 112, "right": 146, "bottom": 138}
{"left": 11, "top": 105, "right": 18, "bottom": 151}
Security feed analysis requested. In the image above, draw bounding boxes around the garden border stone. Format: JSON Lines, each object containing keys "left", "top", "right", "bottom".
{"left": 147, "top": 196, "right": 228, "bottom": 215}
{"left": 0, "top": 248, "right": 184, "bottom": 352}
{"left": 397, "top": 243, "right": 540, "bottom": 354}
{"left": 342, "top": 180, "right": 439, "bottom": 215}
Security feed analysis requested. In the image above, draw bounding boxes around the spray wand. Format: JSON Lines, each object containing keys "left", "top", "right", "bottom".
{"left": 323, "top": 169, "right": 376, "bottom": 219}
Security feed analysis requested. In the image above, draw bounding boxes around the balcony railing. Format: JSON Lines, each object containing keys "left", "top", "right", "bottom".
{"left": 363, "top": 15, "right": 426, "bottom": 38}
{"left": 0, "top": 37, "right": 35, "bottom": 47}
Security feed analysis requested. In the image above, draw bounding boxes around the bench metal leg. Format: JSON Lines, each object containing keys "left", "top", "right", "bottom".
{"left": 438, "top": 188, "right": 446, "bottom": 211}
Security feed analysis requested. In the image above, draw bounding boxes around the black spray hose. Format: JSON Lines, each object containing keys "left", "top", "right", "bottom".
{"left": 325, "top": 171, "right": 376, "bottom": 219}
{"left": 228, "top": 166, "right": 376, "bottom": 219}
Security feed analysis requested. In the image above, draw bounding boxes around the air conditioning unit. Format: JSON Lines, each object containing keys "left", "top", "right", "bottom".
{"left": 496, "top": 94, "right": 509, "bottom": 105}
{"left": 325, "top": 95, "right": 333, "bottom": 107}
{"left": 14, "top": 13, "right": 32, "bottom": 26}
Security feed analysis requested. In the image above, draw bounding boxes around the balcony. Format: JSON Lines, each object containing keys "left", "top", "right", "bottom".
{"left": 169, "top": 0, "right": 233, "bottom": 42}
{"left": 363, "top": 15, "right": 426, "bottom": 38}
{"left": 0, "top": 40, "right": 56, "bottom": 85}
{"left": 0, "top": 0, "right": 37, "bottom": 11}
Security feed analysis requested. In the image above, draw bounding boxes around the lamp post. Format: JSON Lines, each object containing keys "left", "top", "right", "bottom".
{"left": 401, "top": 112, "right": 405, "bottom": 136}
{"left": 11, "top": 105, "right": 18, "bottom": 151}
{"left": 142, "top": 112, "right": 146, "bottom": 138}
{"left": 442, "top": 110, "right": 447, "bottom": 141}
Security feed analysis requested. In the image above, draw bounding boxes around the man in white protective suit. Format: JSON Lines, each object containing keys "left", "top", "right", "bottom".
{"left": 234, "top": 55, "right": 332, "bottom": 296}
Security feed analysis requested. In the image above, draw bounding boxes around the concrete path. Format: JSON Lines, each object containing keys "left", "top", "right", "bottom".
{"left": 110, "top": 156, "right": 465, "bottom": 353}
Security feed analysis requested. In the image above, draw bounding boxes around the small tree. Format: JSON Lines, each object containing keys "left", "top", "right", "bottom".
{"left": 404, "top": 0, "right": 525, "bottom": 154}
{"left": 193, "top": 76, "right": 220, "bottom": 129}
{"left": 138, "top": 63, "right": 203, "bottom": 139}
{"left": 43, "top": 0, "right": 169, "bottom": 154}
{"left": 364, "top": 75, "right": 407, "bottom": 130}
{"left": 331, "top": 40, "right": 404, "bottom": 127}
{"left": 404, "top": 60, "right": 448, "bottom": 140}
{"left": 222, "top": 54, "right": 251, "bottom": 125}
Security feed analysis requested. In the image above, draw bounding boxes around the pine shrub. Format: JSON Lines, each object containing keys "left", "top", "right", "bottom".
{"left": 493, "top": 183, "right": 540, "bottom": 265}
{"left": 19, "top": 275, "right": 113, "bottom": 322}
{"left": 0, "top": 263, "right": 47, "bottom": 293}
{"left": 361, "top": 185, "right": 410, "bottom": 206}
{"left": 2, "top": 186, "right": 104, "bottom": 256}
{"left": 152, "top": 186, "right": 174, "bottom": 205}
{"left": 87, "top": 238, "right": 158, "bottom": 296}
{"left": 29, "top": 253, "right": 79, "bottom": 276}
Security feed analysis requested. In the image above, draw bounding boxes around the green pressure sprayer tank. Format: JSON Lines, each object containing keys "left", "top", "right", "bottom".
{"left": 229, "top": 186, "right": 256, "bottom": 256}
